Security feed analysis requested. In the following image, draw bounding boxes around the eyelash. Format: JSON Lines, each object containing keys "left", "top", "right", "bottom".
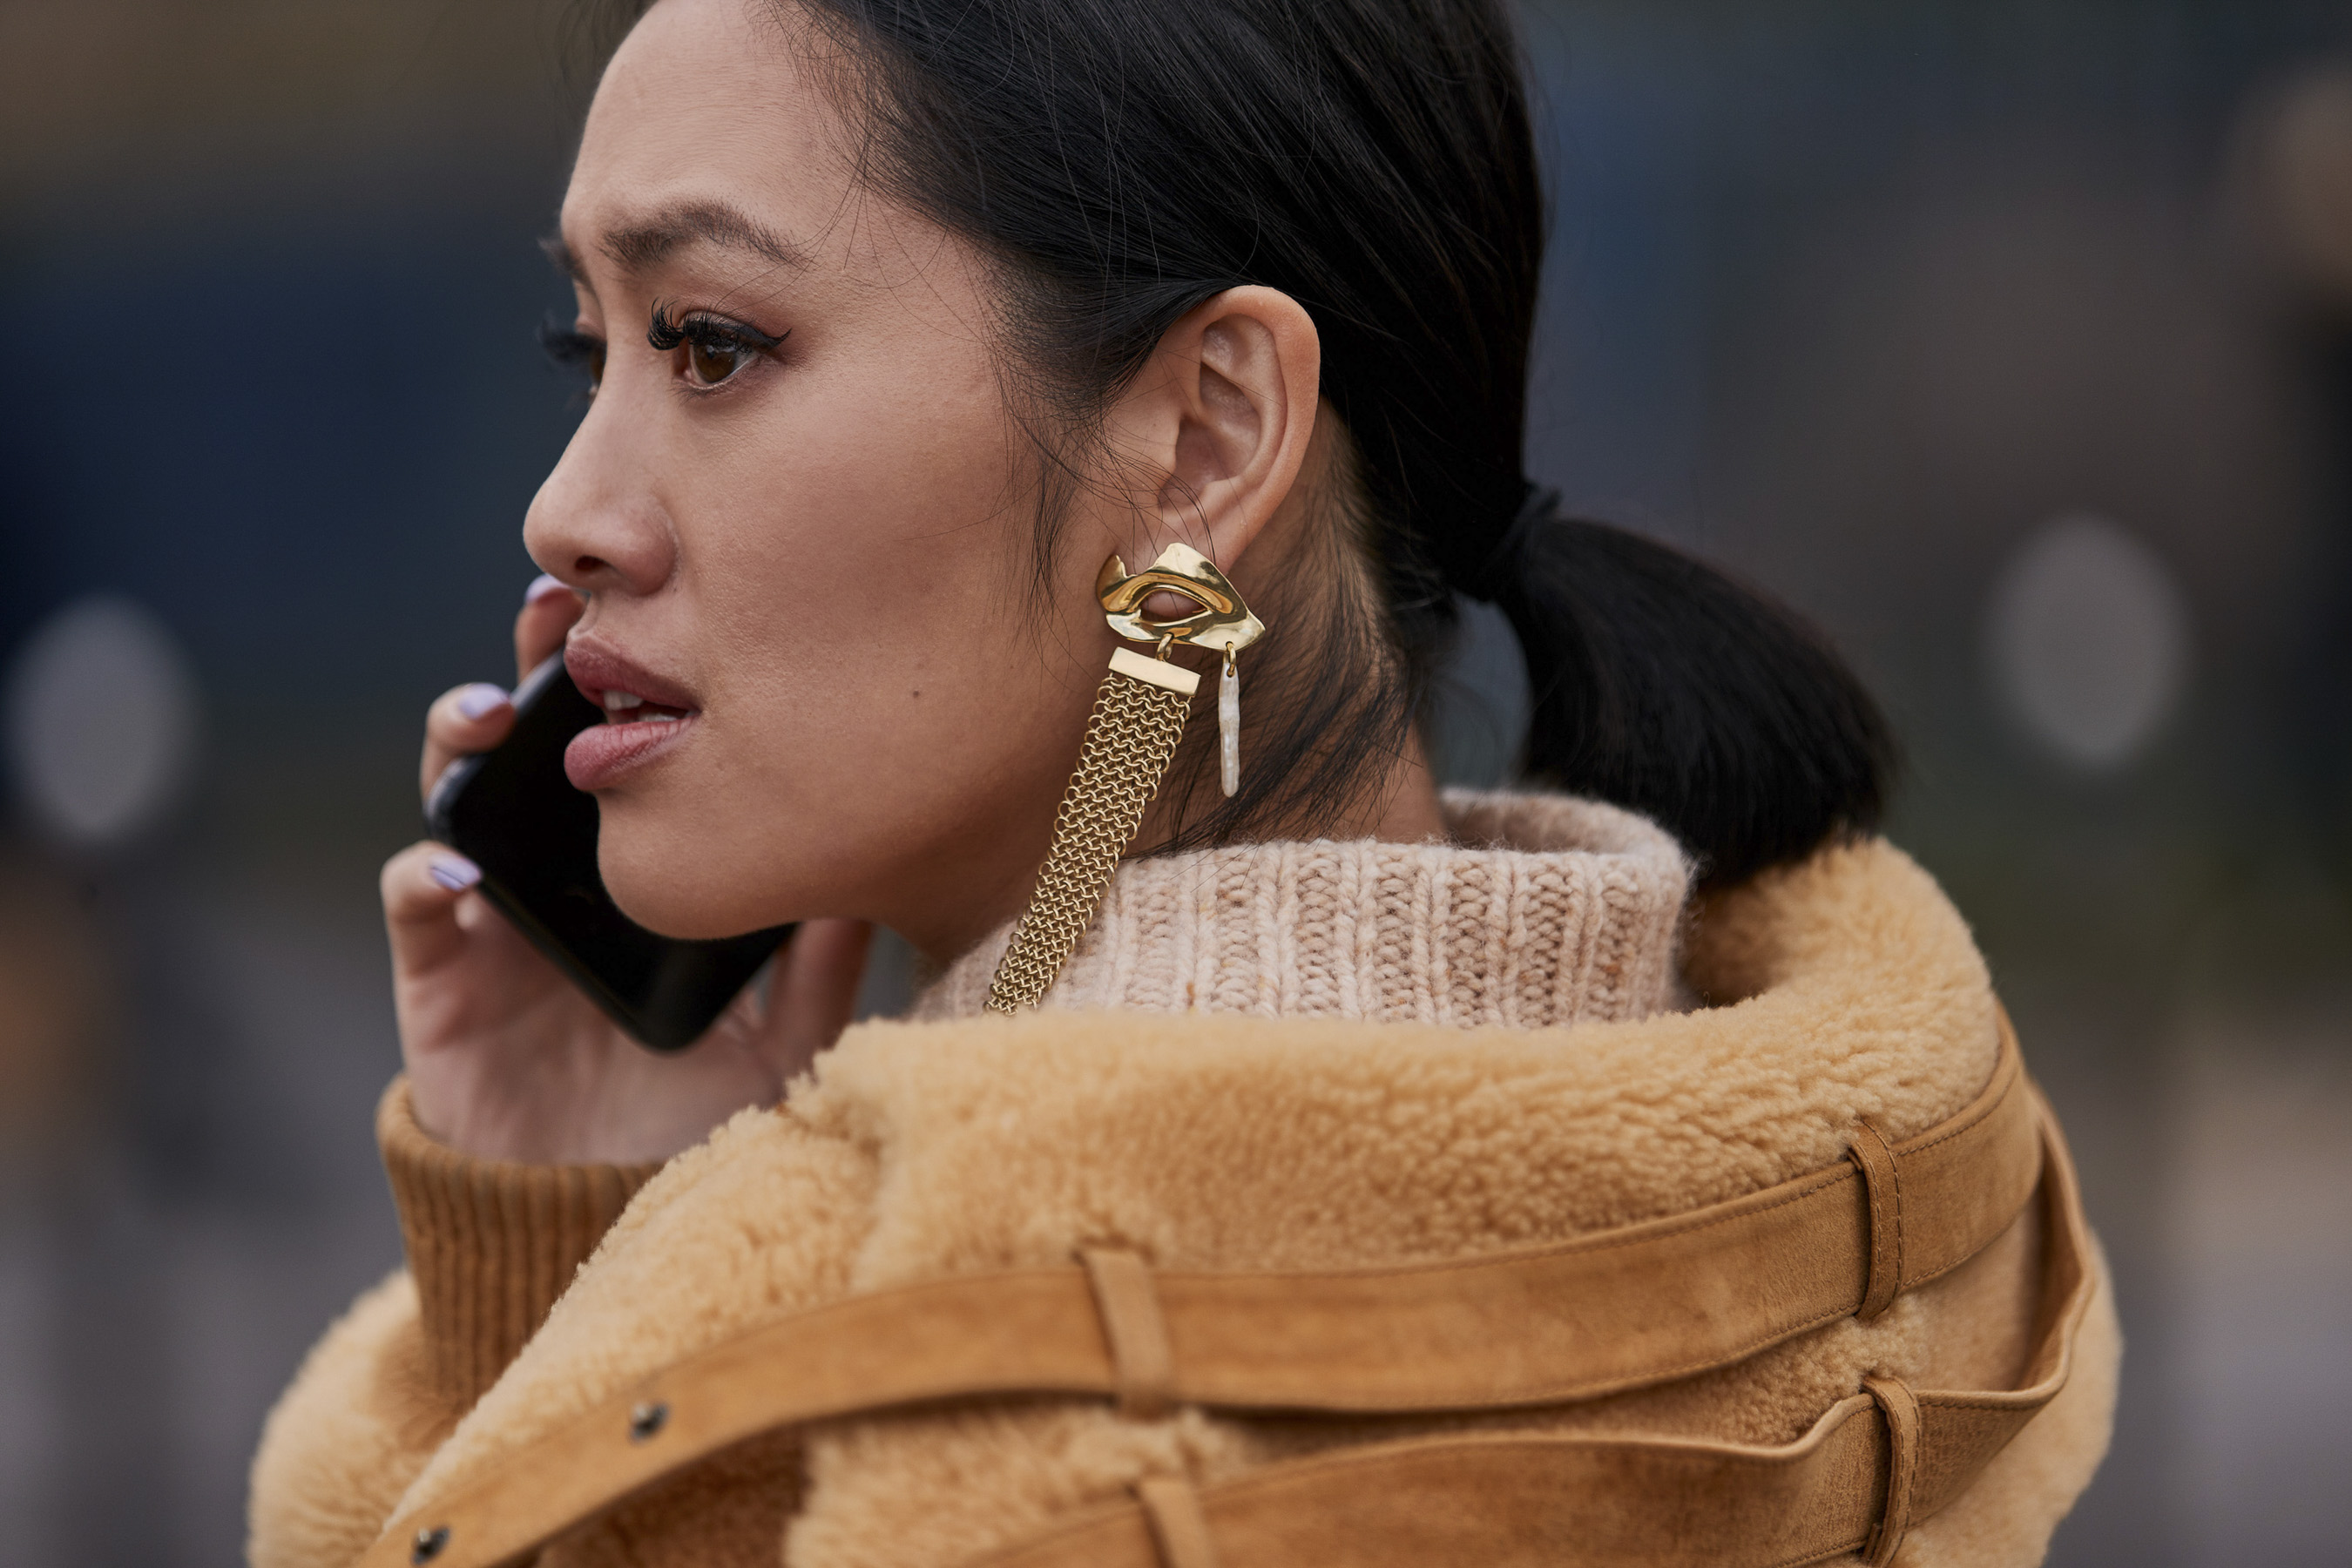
{"left": 535, "top": 308, "right": 788, "bottom": 397}
{"left": 646, "top": 301, "right": 787, "bottom": 389}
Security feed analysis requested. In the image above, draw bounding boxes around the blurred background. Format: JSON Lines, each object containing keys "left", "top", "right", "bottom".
{"left": 1, "top": 0, "right": 2347, "bottom": 1562}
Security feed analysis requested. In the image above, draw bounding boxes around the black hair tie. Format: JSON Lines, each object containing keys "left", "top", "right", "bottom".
{"left": 1463, "top": 483, "right": 1560, "bottom": 602}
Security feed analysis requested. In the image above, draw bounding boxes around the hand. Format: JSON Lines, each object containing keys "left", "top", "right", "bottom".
{"left": 382, "top": 576, "right": 871, "bottom": 1166}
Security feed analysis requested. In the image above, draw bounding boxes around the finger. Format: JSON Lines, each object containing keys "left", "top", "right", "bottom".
{"left": 382, "top": 841, "right": 483, "bottom": 977}
{"left": 517, "top": 573, "right": 586, "bottom": 683}
{"left": 420, "top": 681, "right": 518, "bottom": 801}
{"left": 760, "top": 920, "right": 874, "bottom": 1085}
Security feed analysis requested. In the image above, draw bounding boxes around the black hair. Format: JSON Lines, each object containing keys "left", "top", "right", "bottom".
{"left": 584, "top": 0, "right": 1893, "bottom": 888}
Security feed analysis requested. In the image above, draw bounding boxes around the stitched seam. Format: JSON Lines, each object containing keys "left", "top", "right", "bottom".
{"left": 1221, "top": 1167, "right": 1858, "bottom": 1286}
{"left": 1849, "top": 1128, "right": 1896, "bottom": 1317}
{"left": 1329, "top": 1302, "right": 1861, "bottom": 1409}
{"left": 1146, "top": 1409, "right": 1879, "bottom": 1503}
{"left": 1914, "top": 1392, "right": 2045, "bottom": 1410}
{"left": 1895, "top": 1046, "right": 2017, "bottom": 1158}
{"left": 1893, "top": 1119, "right": 2044, "bottom": 1293}
{"left": 1898, "top": 1169, "right": 2037, "bottom": 1291}
{"left": 968, "top": 1473, "right": 1876, "bottom": 1568}
{"left": 1890, "top": 1131, "right": 1906, "bottom": 1292}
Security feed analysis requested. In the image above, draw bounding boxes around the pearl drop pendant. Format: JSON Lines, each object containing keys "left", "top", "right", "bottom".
{"left": 1218, "top": 651, "right": 1240, "bottom": 797}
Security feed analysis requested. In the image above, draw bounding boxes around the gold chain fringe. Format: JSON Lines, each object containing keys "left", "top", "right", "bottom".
{"left": 986, "top": 666, "right": 1193, "bottom": 1012}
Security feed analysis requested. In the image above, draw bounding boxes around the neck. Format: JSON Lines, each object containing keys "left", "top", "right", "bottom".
{"left": 1134, "top": 721, "right": 1450, "bottom": 852}
{"left": 1349, "top": 734, "right": 1451, "bottom": 841}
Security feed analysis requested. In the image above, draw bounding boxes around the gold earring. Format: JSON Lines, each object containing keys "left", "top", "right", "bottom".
{"left": 1098, "top": 542, "right": 1264, "bottom": 801}
{"left": 984, "top": 543, "right": 1265, "bottom": 1014}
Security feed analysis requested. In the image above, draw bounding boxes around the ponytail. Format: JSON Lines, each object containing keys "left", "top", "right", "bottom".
{"left": 1480, "top": 490, "right": 1895, "bottom": 889}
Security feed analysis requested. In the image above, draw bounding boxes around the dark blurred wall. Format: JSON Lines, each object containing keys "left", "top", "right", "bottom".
{"left": 0, "top": 3, "right": 2347, "bottom": 1564}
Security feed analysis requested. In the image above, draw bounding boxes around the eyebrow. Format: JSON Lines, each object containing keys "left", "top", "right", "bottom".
{"left": 538, "top": 199, "right": 808, "bottom": 283}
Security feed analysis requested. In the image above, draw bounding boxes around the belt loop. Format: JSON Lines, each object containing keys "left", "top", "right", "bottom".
{"left": 1135, "top": 1474, "right": 1222, "bottom": 1568}
{"left": 1862, "top": 1372, "right": 1922, "bottom": 1566}
{"left": 1079, "top": 1247, "right": 1175, "bottom": 1420}
{"left": 1847, "top": 1119, "right": 1903, "bottom": 1321}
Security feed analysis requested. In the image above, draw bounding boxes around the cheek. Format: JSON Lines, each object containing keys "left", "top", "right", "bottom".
{"left": 618, "top": 330, "right": 1093, "bottom": 917}
{"left": 702, "top": 351, "right": 1025, "bottom": 702}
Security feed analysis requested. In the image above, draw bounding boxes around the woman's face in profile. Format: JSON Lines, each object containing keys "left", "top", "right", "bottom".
{"left": 528, "top": 0, "right": 1108, "bottom": 950}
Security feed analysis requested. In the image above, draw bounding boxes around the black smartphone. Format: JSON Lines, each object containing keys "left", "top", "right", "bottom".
{"left": 425, "top": 654, "right": 794, "bottom": 1051}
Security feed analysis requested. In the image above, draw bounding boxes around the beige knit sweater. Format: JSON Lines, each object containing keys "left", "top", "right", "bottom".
{"left": 248, "top": 791, "right": 2117, "bottom": 1568}
{"left": 916, "top": 791, "right": 1690, "bottom": 1025}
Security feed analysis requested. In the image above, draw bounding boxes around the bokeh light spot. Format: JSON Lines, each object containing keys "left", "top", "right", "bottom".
{"left": 1986, "top": 513, "right": 2190, "bottom": 771}
{"left": 5, "top": 596, "right": 203, "bottom": 848}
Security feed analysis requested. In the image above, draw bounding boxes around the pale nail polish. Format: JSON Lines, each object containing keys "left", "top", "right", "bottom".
{"left": 428, "top": 853, "right": 482, "bottom": 893}
{"left": 525, "top": 573, "right": 577, "bottom": 605}
{"left": 456, "top": 683, "right": 510, "bottom": 720}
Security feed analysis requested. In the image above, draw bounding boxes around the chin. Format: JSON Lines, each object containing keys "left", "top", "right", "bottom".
{"left": 596, "top": 812, "right": 786, "bottom": 941}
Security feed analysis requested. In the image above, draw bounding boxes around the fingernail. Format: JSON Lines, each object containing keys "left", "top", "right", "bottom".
{"left": 456, "top": 683, "right": 510, "bottom": 720}
{"left": 525, "top": 573, "right": 577, "bottom": 605}
{"left": 428, "top": 853, "right": 482, "bottom": 893}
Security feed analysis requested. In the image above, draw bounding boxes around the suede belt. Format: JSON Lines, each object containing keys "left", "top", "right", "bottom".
{"left": 367, "top": 1011, "right": 2090, "bottom": 1568}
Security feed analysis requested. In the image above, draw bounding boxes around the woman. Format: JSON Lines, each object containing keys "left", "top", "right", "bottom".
{"left": 250, "top": 0, "right": 2118, "bottom": 1564}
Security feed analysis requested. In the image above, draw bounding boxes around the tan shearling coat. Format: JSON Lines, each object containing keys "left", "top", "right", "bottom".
{"left": 249, "top": 801, "right": 2118, "bottom": 1568}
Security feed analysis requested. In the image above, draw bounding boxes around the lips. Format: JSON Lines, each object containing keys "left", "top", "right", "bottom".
{"left": 563, "top": 639, "right": 701, "bottom": 790}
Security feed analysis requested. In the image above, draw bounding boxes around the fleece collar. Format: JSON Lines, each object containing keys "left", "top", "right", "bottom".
{"left": 396, "top": 832, "right": 2003, "bottom": 1522}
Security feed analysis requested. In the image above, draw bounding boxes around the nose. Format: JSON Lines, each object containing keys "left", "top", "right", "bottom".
{"left": 523, "top": 390, "right": 677, "bottom": 598}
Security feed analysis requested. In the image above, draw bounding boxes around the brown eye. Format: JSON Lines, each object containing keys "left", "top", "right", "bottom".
{"left": 647, "top": 306, "right": 783, "bottom": 389}
{"left": 686, "top": 335, "right": 748, "bottom": 387}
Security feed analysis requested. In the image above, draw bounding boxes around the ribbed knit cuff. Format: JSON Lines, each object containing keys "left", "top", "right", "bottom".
{"left": 376, "top": 1078, "right": 663, "bottom": 1407}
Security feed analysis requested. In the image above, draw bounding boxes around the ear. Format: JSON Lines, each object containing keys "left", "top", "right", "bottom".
{"left": 1103, "top": 286, "right": 1321, "bottom": 574}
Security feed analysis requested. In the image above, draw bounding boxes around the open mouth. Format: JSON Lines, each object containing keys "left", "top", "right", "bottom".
{"left": 565, "top": 689, "right": 699, "bottom": 790}
{"left": 561, "top": 640, "right": 703, "bottom": 789}
{"left": 598, "top": 690, "right": 693, "bottom": 725}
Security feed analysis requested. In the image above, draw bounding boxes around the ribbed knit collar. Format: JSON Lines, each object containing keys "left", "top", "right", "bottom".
{"left": 916, "top": 789, "right": 1691, "bottom": 1029}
